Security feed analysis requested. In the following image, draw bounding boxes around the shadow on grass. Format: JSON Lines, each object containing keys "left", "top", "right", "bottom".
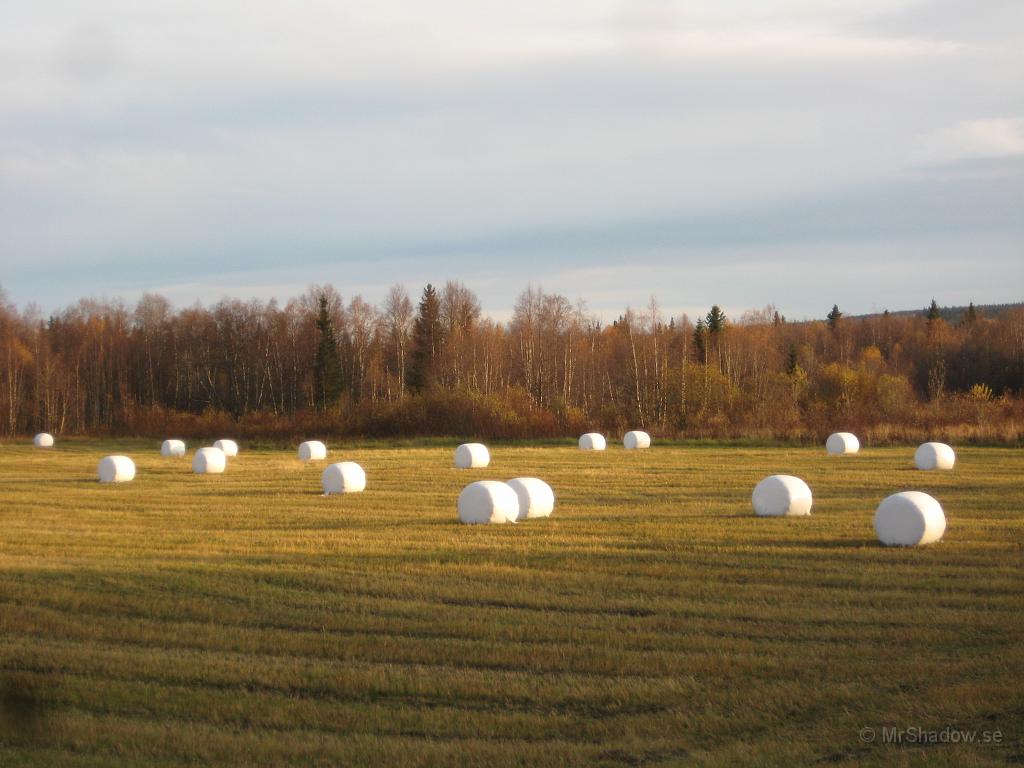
{"left": 0, "top": 672, "right": 54, "bottom": 746}
{"left": 767, "top": 538, "right": 879, "bottom": 549}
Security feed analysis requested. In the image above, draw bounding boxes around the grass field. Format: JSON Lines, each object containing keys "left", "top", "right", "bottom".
{"left": 1, "top": 439, "right": 1021, "bottom": 766}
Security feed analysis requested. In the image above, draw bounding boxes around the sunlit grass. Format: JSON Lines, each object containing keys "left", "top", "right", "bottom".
{"left": 1, "top": 439, "right": 1021, "bottom": 766}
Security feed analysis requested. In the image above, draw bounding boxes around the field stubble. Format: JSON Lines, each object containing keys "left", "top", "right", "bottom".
{"left": 0, "top": 440, "right": 1021, "bottom": 766}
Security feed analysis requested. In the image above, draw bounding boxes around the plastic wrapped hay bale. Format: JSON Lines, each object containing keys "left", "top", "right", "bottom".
{"left": 826, "top": 432, "right": 860, "bottom": 455}
{"left": 578, "top": 433, "right": 606, "bottom": 451}
{"left": 161, "top": 439, "right": 186, "bottom": 457}
{"left": 623, "top": 431, "right": 651, "bottom": 450}
{"left": 752, "top": 475, "right": 813, "bottom": 517}
{"left": 506, "top": 477, "right": 555, "bottom": 520}
{"left": 454, "top": 443, "right": 490, "bottom": 469}
{"left": 98, "top": 455, "right": 135, "bottom": 483}
{"left": 192, "top": 447, "right": 226, "bottom": 474}
{"left": 298, "top": 440, "right": 327, "bottom": 462}
{"left": 322, "top": 462, "right": 366, "bottom": 494}
{"left": 214, "top": 439, "right": 239, "bottom": 457}
{"left": 33, "top": 433, "right": 54, "bottom": 448}
{"left": 874, "top": 491, "right": 946, "bottom": 546}
{"left": 914, "top": 442, "right": 955, "bottom": 470}
{"left": 458, "top": 481, "right": 518, "bottom": 524}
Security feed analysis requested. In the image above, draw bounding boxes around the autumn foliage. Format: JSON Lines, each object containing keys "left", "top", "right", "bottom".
{"left": 0, "top": 283, "right": 1021, "bottom": 444}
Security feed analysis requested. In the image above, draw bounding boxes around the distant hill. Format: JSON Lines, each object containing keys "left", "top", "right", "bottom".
{"left": 848, "top": 302, "right": 1024, "bottom": 323}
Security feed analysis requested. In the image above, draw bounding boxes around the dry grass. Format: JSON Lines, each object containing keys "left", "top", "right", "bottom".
{"left": 0, "top": 439, "right": 1021, "bottom": 766}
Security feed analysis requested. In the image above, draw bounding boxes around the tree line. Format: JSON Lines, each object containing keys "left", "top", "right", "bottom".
{"left": 1, "top": 283, "right": 1022, "bottom": 443}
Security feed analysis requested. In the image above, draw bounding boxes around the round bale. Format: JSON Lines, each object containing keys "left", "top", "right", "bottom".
{"left": 914, "top": 442, "right": 955, "bottom": 470}
{"left": 623, "top": 430, "right": 651, "bottom": 450}
{"left": 192, "top": 447, "right": 226, "bottom": 474}
{"left": 322, "top": 462, "right": 366, "bottom": 494}
{"left": 454, "top": 443, "right": 490, "bottom": 469}
{"left": 578, "top": 433, "right": 606, "bottom": 451}
{"left": 458, "top": 481, "right": 518, "bottom": 524}
{"left": 161, "top": 439, "right": 186, "bottom": 457}
{"left": 33, "top": 433, "right": 54, "bottom": 448}
{"left": 752, "top": 475, "right": 813, "bottom": 517}
{"left": 826, "top": 432, "right": 860, "bottom": 455}
{"left": 874, "top": 491, "right": 946, "bottom": 546}
{"left": 98, "top": 455, "right": 135, "bottom": 483}
{"left": 506, "top": 477, "right": 555, "bottom": 520}
{"left": 214, "top": 439, "right": 239, "bottom": 457}
{"left": 298, "top": 440, "right": 328, "bottom": 462}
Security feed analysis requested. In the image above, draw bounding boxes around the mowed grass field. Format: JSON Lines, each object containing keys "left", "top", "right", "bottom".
{"left": 0, "top": 440, "right": 1021, "bottom": 767}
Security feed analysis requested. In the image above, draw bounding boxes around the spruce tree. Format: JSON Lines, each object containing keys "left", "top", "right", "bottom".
{"left": 407, "top": 284, "right": 443, "bottom": 392}
{"left": 692, "top": 317, "right": 707, "bottom": 360}
{"left": 786, "top": 345, "right": 799, "bottom": 375}
{"left": 705, "top": 305, "right": 727, "bottom": 335}
{"left": 313, "top": 293, "right": 344, "bottom": 410}
{"left": 826, "top": 304, "right": 842, "bottom": 332}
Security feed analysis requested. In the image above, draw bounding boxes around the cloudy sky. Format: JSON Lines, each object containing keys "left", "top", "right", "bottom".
{"left": 1, "top": 0, "right": 1021, "bottom": 321}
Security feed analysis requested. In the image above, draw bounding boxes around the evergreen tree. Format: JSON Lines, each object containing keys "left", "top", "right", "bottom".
{"left": 705, "top": 305, "right": 727, "bottom": 335}
{"left": 826, "top": 304, "right": 842, "bottom": 332}
{"left": 926, "top": 299, "right": 942, "bottom": 323}
{"left": 407, "top": 284, "right": 443, "bottom": 392}
{"left": 962, "top": 301, "right": 978, "bottom": 326}
{"left": 692, "top": 317, "right": 707, "bottom": 360}
{"left": 786, "top": 345, "right": 799, "bottom": 375}
{"left": 313, "top": 293, "right": 344, "bottom": 411}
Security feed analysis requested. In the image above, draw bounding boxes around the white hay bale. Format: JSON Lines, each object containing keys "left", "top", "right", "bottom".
{"left": 623, "top": 430, "right": 652, "bottom": 449}
{"left": 192, "top": 447, "right": 226, "bottom": 474}
{"left": 322, "top": 462, "right": 366, "bottom": 494}
{"left": 914, "top": 442, "right": 955, "bottom": 470}
{"left": 506, "top": 477, "right": 555, "bottom": 520}
{"left": 98, "top": 455, "right": 135, "bottom": 483}
{"left": 874, "top": 491, "right": 946, "bottom": 546}
{"left": 454, "top": 443, "right": 490, "bottom": 469}
{"left": 752, "top": 475, "right": 813, "bottom": 517}
{"left": 826, "top": 432, "right": 860, "bottom": 455}
{"left": 33, "top": 433, "right": 54, "bottom": 448}
{"left": 161, "top": 439, "right": 186, "bottom": 457}
{"left": 214, "top": 439, "right": 239, "bottom": 457}
{"left": 578, "top": 433, "right": 606, "bottom": 451}
{"left": 298, "top": 440, "right": 327, "bottom": 462}
{"left": 458, "top": 480, "right": 518, "bottom": 524}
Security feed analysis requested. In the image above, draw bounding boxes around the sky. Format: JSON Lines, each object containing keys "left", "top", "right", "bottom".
{"left": 1, "top": 0, "right": 1022, "bottom": 322}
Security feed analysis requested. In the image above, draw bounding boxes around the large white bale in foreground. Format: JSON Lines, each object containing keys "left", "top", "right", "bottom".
{"left": 914, "top": 442, "right": 955, "bottom": 470}
{"left": 322, "top": 462, "right": 366, "bottom": 494}
{"left": 298, "top": 440, "right": 327, "bottom": 461}
{"left": 578, "top": 433, "right": 606, "bottom": 451}
{"left": 192, "top": 447, "right": 226, "bottom": 474}
{"left": 161, "top": 439, "right": 186, "bottom": 457}
{"left": 34, "top": 433, "right": 54, "bottom": 448}
{"left": 874, "top": 491, "right": 946, "bottom": 546}
{"left": 213, "top": 439, "right": 238, "bottom": 457}
{"left": 506, "top": 477, "right": 555, "bottom": 520}
{"left": 826, "top": 432, "right": 860, "bottom": 455}
{"left": 752, "top": 475, "right": 813, "bottom": 517}
{"left": 98, "top": 455, "right": 135, "bottom": 483}
{"left": 454, "top": 443, "right": 490, "bottom": 469}
{"left": 623, "top": 430, "right": 651, "bottom": 450}
{"left": 458, "top": 481, "right": 518, "bottom": 524}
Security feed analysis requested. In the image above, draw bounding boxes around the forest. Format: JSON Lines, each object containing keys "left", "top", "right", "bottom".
{"left": 1, "top": 283, "right": 1022, "bottom": 443}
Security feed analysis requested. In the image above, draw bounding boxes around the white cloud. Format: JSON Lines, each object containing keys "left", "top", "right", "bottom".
{"left": 912, "top": 117, "right": 1024, "bottom": 165}
{"left": 0, "top": 1, "right": 1019, "bottom": 314}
